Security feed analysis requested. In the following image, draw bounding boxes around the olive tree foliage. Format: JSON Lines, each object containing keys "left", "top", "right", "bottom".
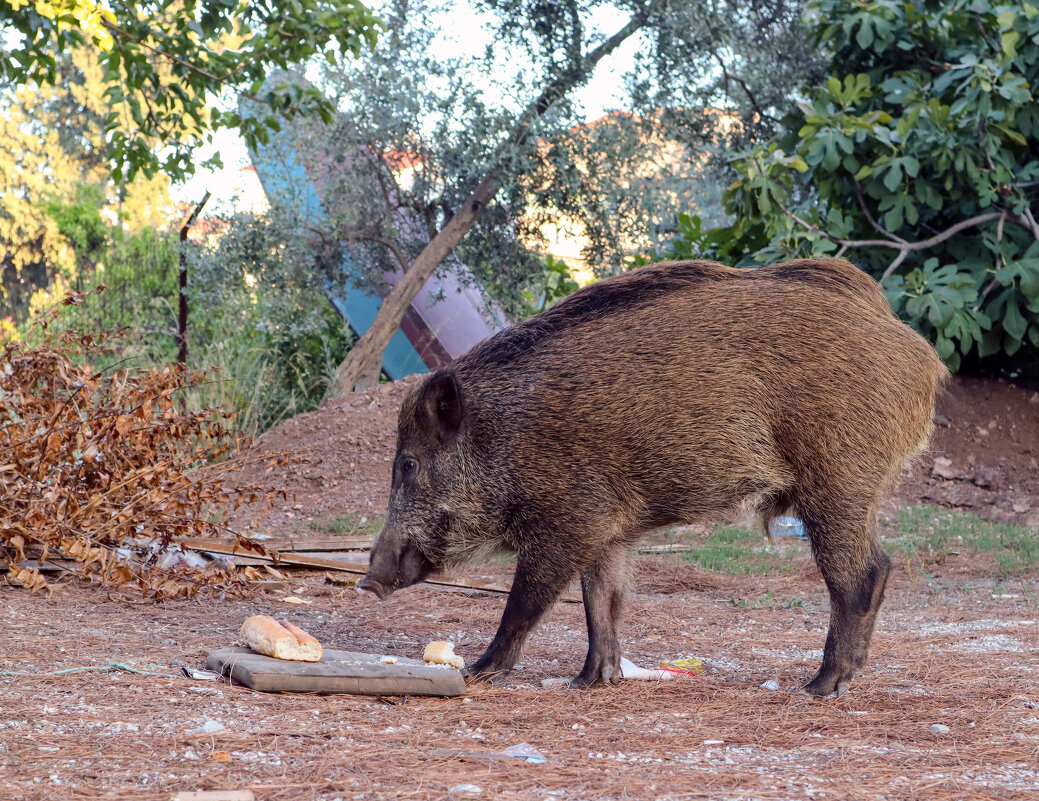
{"left": 0, "top": 0, "right": 382, "bottom": 181}
{"left": 721, "top": 0, "right": 1039, "bottom": 371}
{"left": 298, "top": 3, "right": 548, "bottom": 321}
{"left": 311, "top": 0, "right": 817, "bottom": 397}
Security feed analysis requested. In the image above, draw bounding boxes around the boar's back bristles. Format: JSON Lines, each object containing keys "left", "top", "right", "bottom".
{"left": 459, "top": 259, "right": 895, "bottom": 372}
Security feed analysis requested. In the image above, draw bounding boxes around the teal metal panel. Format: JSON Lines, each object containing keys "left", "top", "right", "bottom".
{"left": 248, "top": 129, "right": 428, "bottom": 379}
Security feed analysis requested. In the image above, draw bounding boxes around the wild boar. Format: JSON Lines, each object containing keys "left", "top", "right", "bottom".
{"left": 359, "top": 258, "right": 948, "bottom": 697}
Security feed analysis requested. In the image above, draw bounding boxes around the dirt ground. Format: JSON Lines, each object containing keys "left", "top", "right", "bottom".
{"left": 2, "top": 554, "right": 1038, "bottom": 801}
{"left": 2, "top": 376, "right": 1038, "bottom": 800}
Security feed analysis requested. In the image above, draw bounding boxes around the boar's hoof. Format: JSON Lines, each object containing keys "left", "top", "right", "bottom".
{"left": 570, "top": 661, "right": 622, "bottom": 690}
{"left": 802, "top": 668, "right": 855, "bottom": 698}
{"left": 462, "top": 664, "right": 509, "bottom": 685}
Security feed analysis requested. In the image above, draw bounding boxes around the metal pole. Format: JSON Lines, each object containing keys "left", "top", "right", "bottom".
{"left": 177, "top": 191, "right": 211, "bottom": 368}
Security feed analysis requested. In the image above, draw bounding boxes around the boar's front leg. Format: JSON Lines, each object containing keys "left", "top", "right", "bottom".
{"left": 570, "top": 547, "right": 631, "bottom": 689}
{"left": 466, "top": 550, "right": 577, "bottom": 683}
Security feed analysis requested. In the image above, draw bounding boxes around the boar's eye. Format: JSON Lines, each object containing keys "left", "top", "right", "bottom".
{"left": 400, "top": 457, "right": 418, "bottom": 478}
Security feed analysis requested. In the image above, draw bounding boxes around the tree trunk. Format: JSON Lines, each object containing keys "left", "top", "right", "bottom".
{"left": 322, "top": 11, "right": 649, "bottom": 401}
{"left": 325, "top": 170, "right": 504, "bottom": 396}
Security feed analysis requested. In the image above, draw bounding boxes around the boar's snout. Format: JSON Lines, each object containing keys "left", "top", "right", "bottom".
{"left": 358, "top": 526, "right": 433, "bottom": 600}
{"left": 356, "top": 575, "right": 390, "bottom": 600}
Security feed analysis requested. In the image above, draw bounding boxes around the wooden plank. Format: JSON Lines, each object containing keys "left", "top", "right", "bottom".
{"left": 182, "top": 540, "right": 581, "bottom": 603}
{"left": 206, "top": 647, "right": 466, "bottom": 696}
{"left": 177, "top": 536, "right": 373, "bottom": 553}
{"left": 258, "top": 537, "right": 373, "bottom": 552}
{"left": 256, "top": 536, "right": 372, "bottom": 552}
{"left": 305, "top": 551, "right": 371, "bottom": 563}
{"left": 185, "top": 542, "right": 371, "bottom": 571}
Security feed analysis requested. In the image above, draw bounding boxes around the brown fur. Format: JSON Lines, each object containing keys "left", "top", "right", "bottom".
{"left": 360, "top": 258, "right": 949, "bottom": 696}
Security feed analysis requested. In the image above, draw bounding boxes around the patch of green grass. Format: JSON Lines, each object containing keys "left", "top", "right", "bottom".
{"left": 678, "top": 524, "right": 803, "bottom": 576}
{"left": 885, "top": 505, "right": 1039, "bottom": 578}
{"left": 308, "top": 512, "right": 383, "bottom": 538}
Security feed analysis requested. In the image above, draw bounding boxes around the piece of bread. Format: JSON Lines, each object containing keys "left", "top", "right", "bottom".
{"left": 240, "top": 615, "right": 323, "bottom": 662}
{"left": 423, "top": 640, "right": 464, "bottom": 670}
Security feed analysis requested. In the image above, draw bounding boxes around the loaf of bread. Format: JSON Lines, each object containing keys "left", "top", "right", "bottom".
{"left": 423, "top": 640, "right": 464, "bottom": 670}
{"left": 240, "top": 615, "right": 323, "bottom": 662}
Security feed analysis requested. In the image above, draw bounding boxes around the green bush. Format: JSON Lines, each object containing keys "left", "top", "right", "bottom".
{"left": 630, "top": 213, "right": 761, "bottom": 268}
{"left": 179, "top": 212, "right": 353, "bottom": 436}
{"left": 654, "top": 0, "right": 1039, "bottom": 374}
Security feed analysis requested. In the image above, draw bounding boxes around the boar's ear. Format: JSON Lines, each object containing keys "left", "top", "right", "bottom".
{"left": 421, "top": 371, "right": 464, "bottom": 444}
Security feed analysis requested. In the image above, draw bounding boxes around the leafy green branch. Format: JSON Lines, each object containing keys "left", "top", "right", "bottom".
{"left": 1, "top": 1, "right": 383, "bottom": 181}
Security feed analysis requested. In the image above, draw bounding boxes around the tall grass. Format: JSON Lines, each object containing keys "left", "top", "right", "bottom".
{"left": 182, "top": 325, "right": 348, "bottom": 441}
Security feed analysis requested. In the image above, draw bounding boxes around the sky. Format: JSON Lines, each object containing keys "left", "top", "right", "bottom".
{"left": 172, "top": 1, "right": 645, "bottom": 212}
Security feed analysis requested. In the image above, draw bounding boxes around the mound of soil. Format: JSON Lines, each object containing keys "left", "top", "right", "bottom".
{"left": 897, "top": 376, "right": 1039, "bottom": 525}
{"left": 225, "top": 375, "right": 1039, "bottom": 535}
{"left": 226, "top": 376, "right": 421, "bottom": 534}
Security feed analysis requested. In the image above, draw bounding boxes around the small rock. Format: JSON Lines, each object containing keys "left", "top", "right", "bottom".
{"left": 1030, "top": 458, "right": 1038, "bottom": 471}
{"left": 1029, "top": 392, "right": 1038, "bottom": 405}
{"left": 187, "top": 686, "right": 222, "bottom": 696}
{"left": 1012, "top": 502, "right": 1031, "bottom": 514}
{"left": 933, "top": 414, "right": 952, "bottom": 427}
{"left": 760, "top": 679, "right": 781, "bottom": 691}
{"left": 931, "top": 457, "right": 957, "bottom": 480}
{"left": 187, "top": 719, "right": 226, "bottom": 735}
{"left": 972, "top": 466, "right": 1003, "bottom": 490}
{"left": 449, "top": 784, "right": 482, "bottom": 796}
{"left": 930, "top": 723, "right": 950, "bottom": 735}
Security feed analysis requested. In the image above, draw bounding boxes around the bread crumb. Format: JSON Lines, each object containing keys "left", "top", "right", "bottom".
{"left": 423, "top": 641, "right": 464, "bottom": 670}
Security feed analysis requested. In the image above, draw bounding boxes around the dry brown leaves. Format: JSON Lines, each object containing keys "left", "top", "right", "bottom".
{"left": 0, "top": 291, "right": 296, "bottom": 599}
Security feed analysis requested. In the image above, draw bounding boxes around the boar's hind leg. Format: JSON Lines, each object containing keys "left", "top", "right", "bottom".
{"left": 466, "top": 551, "right": 577, "bottom": 683}
{"left": 571, "top": 547, "right": 631, "bottom": 689}
{"left": 802, "top": 502, "right": 891, "bottom": 698}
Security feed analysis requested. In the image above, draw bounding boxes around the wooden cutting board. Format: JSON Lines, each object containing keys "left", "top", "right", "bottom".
{"left": 206, "top": 647, "right": 466, "bottom": 697}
